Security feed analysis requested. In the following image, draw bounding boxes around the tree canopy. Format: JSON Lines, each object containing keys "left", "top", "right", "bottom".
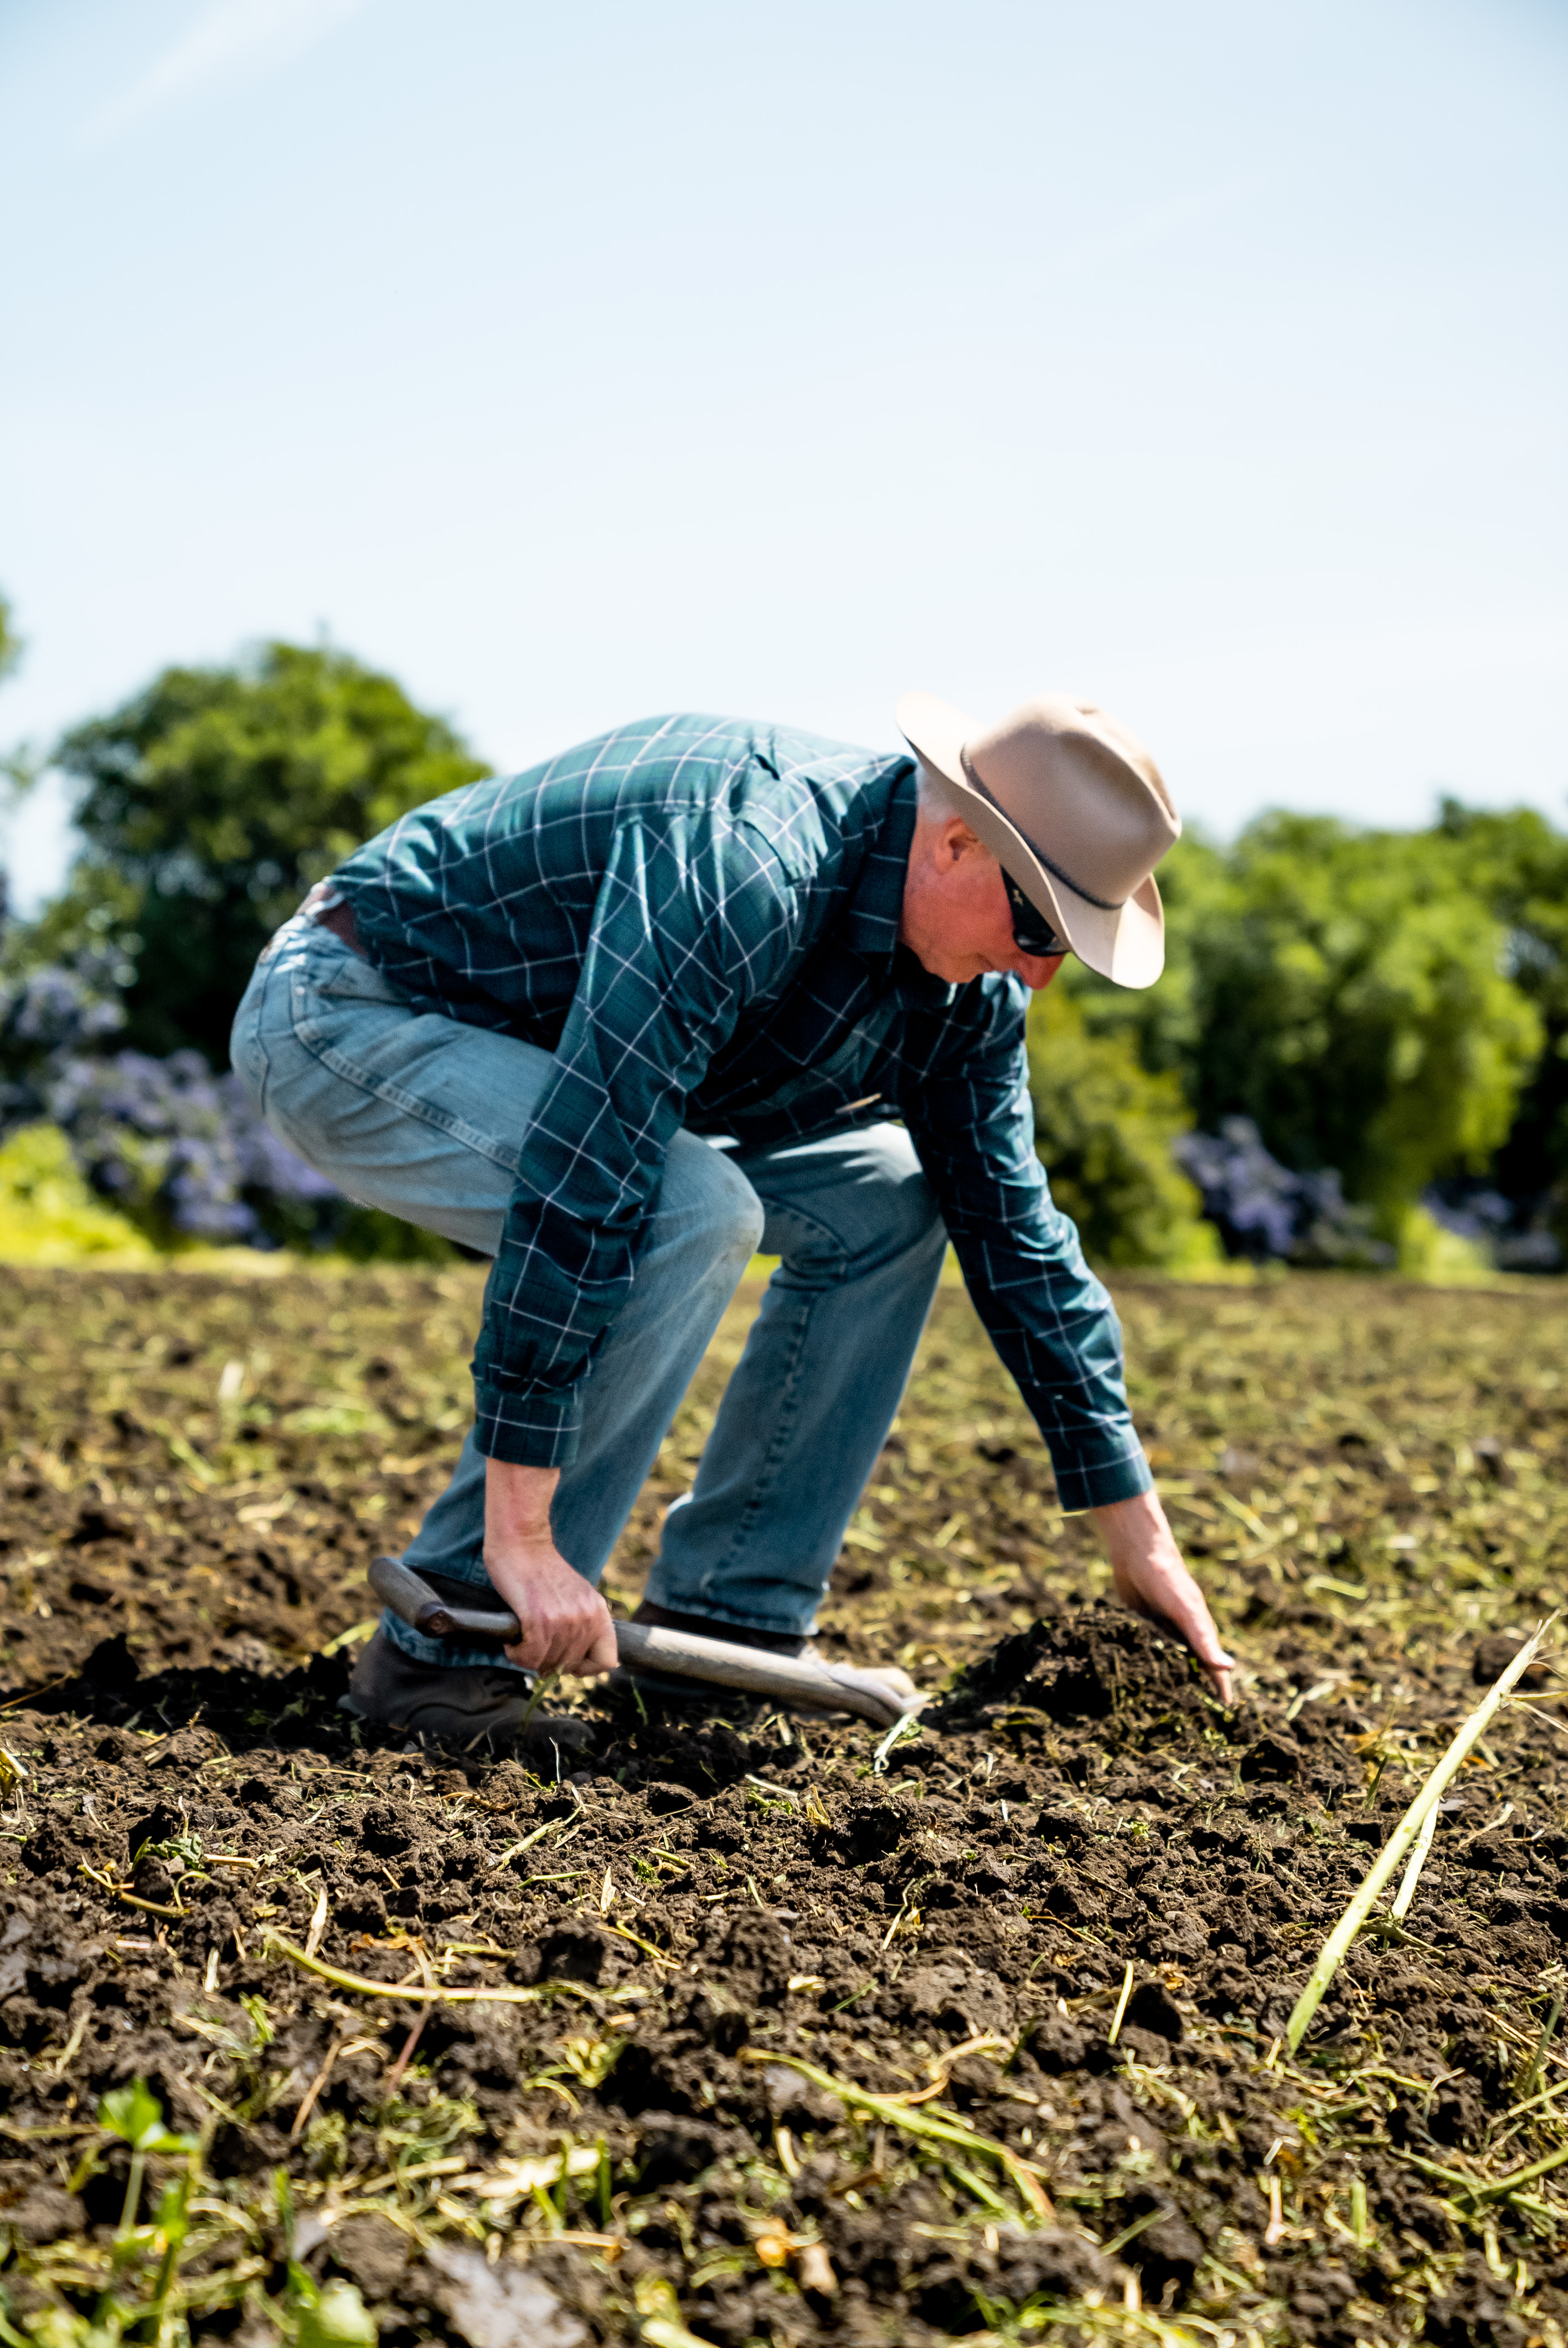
{"left": 1025, "top": 985, "right": 1218, "bottom": 1270}
{"left": 0, "top": 589, "right": 32, "bottom": 815}
{"left": 1432, "top": 800, "right": 1568, "bottom": 1205}
{"left": 1050, "top": 814, "right": 1545, "bottom": 1244}
{"left": 53, "top": 641, "right": 489, "bottom": 1063}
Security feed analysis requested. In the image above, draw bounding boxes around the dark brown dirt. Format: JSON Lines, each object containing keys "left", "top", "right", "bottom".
{"left": 2, "top": 1266, "right": 1565, "bottom": 2347}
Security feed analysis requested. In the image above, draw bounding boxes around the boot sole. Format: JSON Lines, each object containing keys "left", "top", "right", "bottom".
{"left": 337, "top": 1690, "right": 593, "bottom": 1752}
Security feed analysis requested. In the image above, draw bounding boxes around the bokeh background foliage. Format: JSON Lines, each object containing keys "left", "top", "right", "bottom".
{"left": 1030, "top": 805, "right": 1565, "bottom": 1271}
{"left": 4, "top": 615, "right": 1568, "bottom": 1275}
{"left": 48, "top": 640, "right": 489, "bottom": 1064}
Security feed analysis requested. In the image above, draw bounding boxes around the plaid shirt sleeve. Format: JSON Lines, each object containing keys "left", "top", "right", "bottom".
{"left": 902, "top": 981, "right": 1154, "bottom": 1513}
{"left": 471, "top": 807, "right": 801, "bottom": 1466}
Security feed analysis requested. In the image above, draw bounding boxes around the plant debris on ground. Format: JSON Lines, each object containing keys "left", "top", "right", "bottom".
{"left": 1, "top": 1263, "right": 1565, "bottom": 2347}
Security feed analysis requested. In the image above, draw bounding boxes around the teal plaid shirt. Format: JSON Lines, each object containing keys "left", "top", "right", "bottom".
{"left": 332, "top": 712, "right": 1152, "bottom": 1511}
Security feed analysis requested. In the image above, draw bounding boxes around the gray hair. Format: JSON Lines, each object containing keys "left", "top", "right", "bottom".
{"left": 914, "top": 756, "right": 957, "bottom": 822}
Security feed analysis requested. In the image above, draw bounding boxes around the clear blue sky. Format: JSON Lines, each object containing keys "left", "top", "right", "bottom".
{"left": 2, "top": 0, "right": 1565, "bottom": 908}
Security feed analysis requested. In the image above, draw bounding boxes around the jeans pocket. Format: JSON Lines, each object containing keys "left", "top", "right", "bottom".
{"left": 311, "top": 949, "right": 409, "bottom": 1007}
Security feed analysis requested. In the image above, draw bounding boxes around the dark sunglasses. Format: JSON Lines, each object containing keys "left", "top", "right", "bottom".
{"left": 1003, "top": 870, "right": 1069, "bottom": 959}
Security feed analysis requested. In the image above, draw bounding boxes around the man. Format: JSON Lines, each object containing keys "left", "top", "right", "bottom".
{"left": 231, "top": 690, "right": 1234, "bottom": 1739}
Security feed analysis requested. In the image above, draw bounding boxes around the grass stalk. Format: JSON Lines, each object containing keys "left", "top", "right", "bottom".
{"left": 1398, "top": 2139, "right": 1568, "bottom": 2208}
{"left": 872, "top": 1710, "right": 922, "bottom": 1775}
{"left": 742, "top": 2048, "right": 1053, "bottom": 2220}
{"left": 487, "top": 1815, "right": 576, "bottom": 1872}
{"left": 1107, "top": 1960, "right": 1135, "bottom": 2048}
{"left": 1520, "top": 1973, "right": 1565, "bottom": 2104}
{"left": 944, "top": 2157, "right": 1012, "bottom": 2216}
{"left": 1475, "top": 2140, "right": 1568, "bottom": 2200}
{"left": 1389, "top": 1795, "right": 1439, "bottom": 1921}
{"left": 519, "top": 1667, "right": 560, "bottom": 1737}
{"left": 599, "top": 1919, "right": 679, "bottom": 1970}
{"left": 266, "top": 1936, "right": 585, "bottom": 2006}
{"left": 1285, "top": 1614, "right": 1557, "bottom": 2053}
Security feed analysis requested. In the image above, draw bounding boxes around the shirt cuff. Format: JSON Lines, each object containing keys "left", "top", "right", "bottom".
{"left": 1049, "top": 1433, "right": 1154, "bottom": 1515}
{"left": 472, "top": 1382, "right": 582, "bottom": 1469}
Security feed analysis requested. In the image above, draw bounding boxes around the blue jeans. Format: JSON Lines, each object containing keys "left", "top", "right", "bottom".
{"left": 230, "top": 918, "right": 948, "bottom": 1667}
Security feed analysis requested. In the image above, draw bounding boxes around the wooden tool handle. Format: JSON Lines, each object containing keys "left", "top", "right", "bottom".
{"left": 369, "top": 1554, "right": 522, "bottom": 1643}
{"left": 613, "top": 1624, "right": 917, "bottom": 1728}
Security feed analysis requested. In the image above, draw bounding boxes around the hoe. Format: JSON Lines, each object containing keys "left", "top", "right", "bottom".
{"left": 368, "top": 1554, "right": 922, "bottom": 1730}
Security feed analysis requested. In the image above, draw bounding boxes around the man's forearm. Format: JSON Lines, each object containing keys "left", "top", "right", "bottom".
{"left": 481, "top": 1458, "right": 618, "bottom": 1674}
{"left": 485, "top": 1456, "right": 560, "bottom": 1544}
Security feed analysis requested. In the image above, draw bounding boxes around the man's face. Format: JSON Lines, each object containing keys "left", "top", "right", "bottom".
{"left": 900, "top": 810, "right": 1066, "bottom": 991}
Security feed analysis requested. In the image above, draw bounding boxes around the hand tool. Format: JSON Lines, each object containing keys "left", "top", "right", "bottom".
{"left": 367, "top": 1555, "right": 922, "bottom": 1729}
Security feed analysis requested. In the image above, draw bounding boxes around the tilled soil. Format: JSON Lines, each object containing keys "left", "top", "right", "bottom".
{"left": 1, "top": 1265, "right": 1566, "bottom": 2347}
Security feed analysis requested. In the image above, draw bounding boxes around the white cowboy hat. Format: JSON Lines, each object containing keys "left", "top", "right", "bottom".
{"left": 896, "top": 691, "right": 1180, "bottom": 989}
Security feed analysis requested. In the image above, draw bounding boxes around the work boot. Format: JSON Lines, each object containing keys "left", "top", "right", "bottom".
{"left": 341, "top": 1627, "right": 590, "bottom": 1754}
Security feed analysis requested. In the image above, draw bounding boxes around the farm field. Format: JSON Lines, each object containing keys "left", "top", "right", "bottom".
{"left": 1, "top": 1264, "right": 1566, "bottom": 2347}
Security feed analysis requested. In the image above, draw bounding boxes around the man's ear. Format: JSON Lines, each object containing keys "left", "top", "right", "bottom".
{"left": 937, "top": 815, "right": 982, "bottom": 868}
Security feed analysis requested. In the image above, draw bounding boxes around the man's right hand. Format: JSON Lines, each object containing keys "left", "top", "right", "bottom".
{"left": 483, "top": 1459, "right": 618, "bottom": 1676}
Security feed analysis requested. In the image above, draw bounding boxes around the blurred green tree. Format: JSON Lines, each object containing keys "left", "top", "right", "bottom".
{"left": 1192, "top": 814, "right": 1540, "bottom": 1224}
{"left": 1060, "top": 817, "right": 1544, "bottom": 1240}
{"left": 0, "top": 590, "right": 37, "bottom": 806}
{"left": 0, "top": 591, "right": 19, "bottom": 685}
{"left": 1026, "top": 979, "right": 1219, "bottom": 1270}
{"left": 1434, "top": 800, "right": 1568, "bottom": 1213}
{"left": 51, "top": 641, "right": 489, "bottom": 1063}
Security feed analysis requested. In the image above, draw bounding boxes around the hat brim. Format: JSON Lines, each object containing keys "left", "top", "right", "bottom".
{"left": 896, "top": 689, "right": 1166, "bottom": 990}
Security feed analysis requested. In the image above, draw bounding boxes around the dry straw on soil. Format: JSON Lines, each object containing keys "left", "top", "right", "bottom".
{"left": 1, "top": 1265, "right": 1566, "bottom": 2347}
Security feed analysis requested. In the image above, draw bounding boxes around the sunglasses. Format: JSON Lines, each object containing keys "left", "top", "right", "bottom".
{"left": 1003, "top": 870, "right": 1069, "bottom": 959}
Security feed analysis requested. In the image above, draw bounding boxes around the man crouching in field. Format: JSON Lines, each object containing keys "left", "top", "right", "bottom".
{"left": 230, "top": 689, "right": 1234, "bottom": 1741}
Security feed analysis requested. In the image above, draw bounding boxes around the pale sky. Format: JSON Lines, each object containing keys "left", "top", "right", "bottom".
{"left": 2, "top": 0, "right": 1565, "bottom": 909}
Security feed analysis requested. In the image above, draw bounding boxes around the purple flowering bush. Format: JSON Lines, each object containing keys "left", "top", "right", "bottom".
{"left": 1175, "top": 1119, "right": 1563, "bottom": 1271}
{"left": 0, "top": 948, "right": 128, "bottom": 1105}
{"left": 0, "top": 948, "right": 442, "bottom": 1256}
{"left": 1173, "top": 1118, "right": 1395, "bottom": 1268}
{"left": 39, "top": 1049, "right": 337, "bottom": 1245}
{"left": 1422, "top": 1179, "right": 1561, "bottom": 1272}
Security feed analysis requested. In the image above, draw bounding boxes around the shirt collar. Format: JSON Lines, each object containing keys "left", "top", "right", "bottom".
{"left": 844, "top": 759, "right": 918, "bottom": 970}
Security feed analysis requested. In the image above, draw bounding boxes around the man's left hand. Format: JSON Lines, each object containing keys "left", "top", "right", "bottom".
{"left": 1090, "top": 1489, "right": 1235, "bottom": 1704}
